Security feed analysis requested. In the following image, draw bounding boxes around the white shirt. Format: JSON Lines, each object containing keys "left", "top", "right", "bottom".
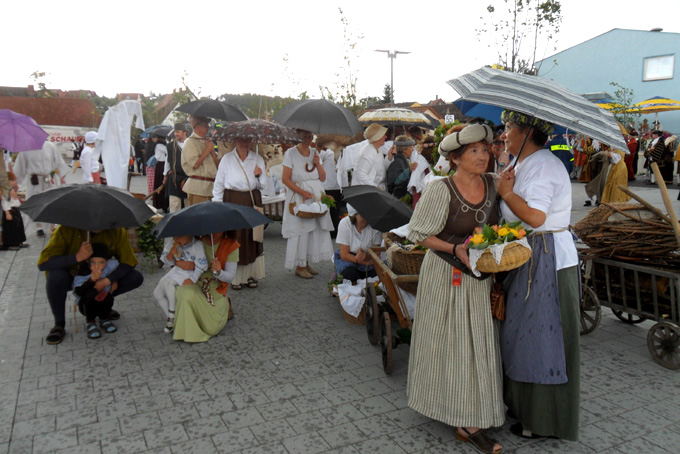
{"left": 500, "top": 149, "right": 578, "bottom": 270}
{"left": 352, "top": 142, "right": 391, "bottom": 190}
{"left": 335, "top": 216, "right": 382, "bottom": 254}
{"left": 337, "top": 139, "right": 367, "bottom": 187}
{"left": 407, "top": 151, "right": 431, "bottom": 194}
{"left": 154, "top": 143, "right": 167, "bottom": 162}
{"left": 80, "top": 145, "right": 95, "bottom": 183}
{"left": 212, "top": 150, "right": 266, "bottom": 201}
{"left": 320, "top": 149, "right": 340, "bottom": 190}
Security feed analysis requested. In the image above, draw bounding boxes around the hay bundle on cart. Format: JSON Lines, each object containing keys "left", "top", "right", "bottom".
{"left": 573, "top": 202, "right": 680, "bottom": 266}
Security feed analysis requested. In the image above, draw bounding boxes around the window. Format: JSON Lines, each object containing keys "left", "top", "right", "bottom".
{"left": 643, "top": 55, "right": 674, "bottom": 81}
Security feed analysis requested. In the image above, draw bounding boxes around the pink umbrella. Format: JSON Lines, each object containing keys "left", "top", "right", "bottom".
{"left": 0, "top": 109, "right": 49, "bottom": 152}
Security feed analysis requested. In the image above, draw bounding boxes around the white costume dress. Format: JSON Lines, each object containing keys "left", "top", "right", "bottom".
{"left": 281, "top": 147, "right": 334, "bottom": 269}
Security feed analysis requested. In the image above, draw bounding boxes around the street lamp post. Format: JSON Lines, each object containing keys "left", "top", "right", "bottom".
{"left": 375, "top": 49, "right": 410, "bottom": 106}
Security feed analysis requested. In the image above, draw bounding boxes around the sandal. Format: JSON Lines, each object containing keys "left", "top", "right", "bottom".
{"left": 231, "top": 284, "right": 243, "bottom": 290}
{"left": 246, "top": 278, "right": 258, "bottom": 288}
{"left": 306, "top": 266, "right": 319, "bottom": 275}
{"left": 163, "top": 317, "right": 174, "bottom": 334}
{"left": 456, "top": 427, "right": 501, "bottom": 454}
{"left": 46, "top": 325, "right": 66, "bottom": 345}
{"left": 99, "top": 319, "right": 117, "bottom": 334}
{"left": 86, "top": 323, "right": 102, "bottom": 339}
{"left": 109, "top": 310, "right": 121, "bottom": 320}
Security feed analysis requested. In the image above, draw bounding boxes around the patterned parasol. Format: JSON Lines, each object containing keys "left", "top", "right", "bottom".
{"left": 358, "top": 108, "right": 435, "bottom": 128}
{"left": 216, "top": 119, "right": 302, "bottom": 144}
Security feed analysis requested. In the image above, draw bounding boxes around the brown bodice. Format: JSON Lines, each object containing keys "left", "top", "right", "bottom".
{"left": 435, "top": 173, "right": 499, "bottom": 245}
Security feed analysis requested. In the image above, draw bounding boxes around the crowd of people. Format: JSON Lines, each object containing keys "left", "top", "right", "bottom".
{"left": 4, "top": 105, "right": 678, "bottom": 453}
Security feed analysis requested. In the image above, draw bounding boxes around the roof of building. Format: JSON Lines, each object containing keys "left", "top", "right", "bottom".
{"left": 0, "top": 97, "right": 102, "bottom": 127}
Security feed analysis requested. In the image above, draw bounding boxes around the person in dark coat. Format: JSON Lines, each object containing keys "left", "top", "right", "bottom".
{"left": 386, "top": 135, "right": 416, "bottom": 199}
{"left": 164, "top": 123, "right": 190, "bottom": 213}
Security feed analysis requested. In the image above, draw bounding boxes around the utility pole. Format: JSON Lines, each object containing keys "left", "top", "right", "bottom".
{"left": 375, "top": 50, "right": 410, "bottom": 106}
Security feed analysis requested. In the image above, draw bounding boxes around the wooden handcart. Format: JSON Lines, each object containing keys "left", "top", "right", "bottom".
{"left": 579, "top": 254, "right": 680, "bottom": 370}
{"left": 364, "top": 246, "right": 419, "bottom": 375}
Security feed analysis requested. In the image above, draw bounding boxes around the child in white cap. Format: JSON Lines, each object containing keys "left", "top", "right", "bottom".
{"left": 80, "top": 131, "right": 98, "bottom": 184}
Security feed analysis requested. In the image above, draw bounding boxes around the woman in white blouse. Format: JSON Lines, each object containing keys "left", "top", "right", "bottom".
{"left": 281, "top": 130, "right": 334, "bottom": 279}
{"left": 212, "top": 137, "right": 267, "bottom": 290}
{"left": 333, "top": 207, "right": 382, "bottom": 283}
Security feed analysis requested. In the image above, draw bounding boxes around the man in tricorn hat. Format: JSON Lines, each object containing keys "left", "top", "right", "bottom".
{"left": 164, "top": 122, "right": 190, "bottom": 212}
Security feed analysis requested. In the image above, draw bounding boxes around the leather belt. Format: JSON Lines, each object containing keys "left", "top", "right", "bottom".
{"left": 190, "top": 176, "right": 215, "bottom": 182}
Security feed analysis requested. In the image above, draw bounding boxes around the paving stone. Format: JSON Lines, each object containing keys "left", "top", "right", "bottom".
{"left": 255, "top": 399, "right": 300, "bottom": 421}
{"left": 100, "top": 431, "right": 147, "bottom": 454}
{"left": 32, "top": 427, "right": 78, "bottom": 452}
{"left": 211, "top": 427, "right": 259, "bottom": 453}
{"left": 77, "top": 419, "right": 122, "bottom": 445}
{"left": 183, "top": 415, "right": 228, "bottom": 439}
{"left": 143, "top": 423, "right": 189, "bottom": 449}
{"left": 248, "top": 419, "right": 298, "bottom": 445}
{"left": 96, "top": 400, "right": 138, "bottom": 422}
{"left": 118, "top": 412, "right": 161, "bottom": 435}
{"left": 219, "top": 408, "right": 265, "bottom": 430}
{"left": 169, "top": 437, "right": 218, "bottom": 454}
{"left": 51, "top": 441, "right": 102, "bottom": 454}
{"left": 11, "top": 415, "right": 55, "bottom": 439}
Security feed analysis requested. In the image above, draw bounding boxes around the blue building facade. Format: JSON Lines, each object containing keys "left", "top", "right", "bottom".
{"left": 536, "top": 29, "right": 680, "bottom": 134}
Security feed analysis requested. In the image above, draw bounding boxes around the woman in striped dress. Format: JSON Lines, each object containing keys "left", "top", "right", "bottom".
{"left": 407, "top": 123, "right": 504, "bottom": 454}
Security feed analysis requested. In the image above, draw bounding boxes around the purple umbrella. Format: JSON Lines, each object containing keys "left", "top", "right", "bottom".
{"left": 0, "top": 109, "right": 49, "bottom": 152}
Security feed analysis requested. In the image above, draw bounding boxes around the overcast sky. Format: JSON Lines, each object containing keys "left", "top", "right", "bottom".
{"left": 6, "top": 0, "right": 679, "bottom": 105}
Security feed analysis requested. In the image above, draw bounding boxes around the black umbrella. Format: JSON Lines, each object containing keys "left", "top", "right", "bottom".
{"left": 148, "top": 125, "right": 172, "bottom": 137}
{"left": 273, "top": 99, "right": 363, "bottom": 136}
{"left": 19, "top": 184, "right": 154, "bottom": 231}
{"left": 152, "top": 202, "right": 270, "bottom": 238}
{"left": 176, "top": 100, "right": 248, "bottom": 122}
{"left": 342, "top": 185, "right": 412, "bottom": 232}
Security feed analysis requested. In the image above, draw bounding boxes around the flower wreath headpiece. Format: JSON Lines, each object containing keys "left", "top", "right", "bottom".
{"left": 501, "top": 110, "right": 555, "bottom": 136}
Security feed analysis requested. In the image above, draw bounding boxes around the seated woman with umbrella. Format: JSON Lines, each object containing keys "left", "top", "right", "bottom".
{"left": 153, "top": 202, "right": 268, "bottom": 342}
{"left": 173, "top": 230, "right": 239, "bottom": 342}
{"left": 333, "top": 206, "right": 382, "bottom": 283}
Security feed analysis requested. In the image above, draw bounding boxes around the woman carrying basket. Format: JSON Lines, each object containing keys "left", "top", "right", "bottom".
{"left": 497, "top": 110, "right": 580, "bottom": 441}
{"left": 281, "top": 129, "right": 334, "bottom": 279}
{"left": 407, "top": 123, "right": 504, "bottom": 454}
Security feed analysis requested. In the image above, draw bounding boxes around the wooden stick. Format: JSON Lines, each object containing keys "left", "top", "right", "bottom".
{"left": 650, "top": 162, "right": 680, "bottom": 248}
{"left": 145, "top": 184, "right": 165, "bottom": 200}
{"left": 617, "top": 185, "right": 672, "bottom": 224}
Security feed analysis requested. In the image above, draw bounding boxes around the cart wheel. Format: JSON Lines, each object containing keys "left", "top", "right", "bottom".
{"left": 365, "top": 284, "right": 380, "bottom": 346}
{"left": 647, "top": 322, "right": 680, "bottom": 370}
{"left": 381, "top": 312, "right": 393, "bottom": 375}
{"left": 580, "top": 286, "right": 601, "bottom": 335}
{"left": 612, "top": 309, "right": 645, "bottom": 324}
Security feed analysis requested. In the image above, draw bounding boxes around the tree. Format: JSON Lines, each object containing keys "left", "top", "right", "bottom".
{"left": 30, "top": 71, "right": 55, "bottom": 98}
{"left": 382, "top": 83, "right": 393, "bottom": 105}
{"left": 477, "top": 0, "right": 562, "bottom": 74}
{"left": 318, "top": 8, "right": 364, "bottom": 114}
{"left": 608, "top": 82, "right": 640, "bottom": 131}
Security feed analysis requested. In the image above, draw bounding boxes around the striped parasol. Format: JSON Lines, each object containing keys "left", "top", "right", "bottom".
{"left": 628, "top": 96, "right": 680, "bottom": 126}
{"left": 447, "top": 67, "right": 627, "bottom": 151}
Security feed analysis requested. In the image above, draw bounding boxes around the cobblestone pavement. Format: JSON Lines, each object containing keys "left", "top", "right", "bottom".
{"left": 1, "top": 172, "right": 679, "bottom": 454}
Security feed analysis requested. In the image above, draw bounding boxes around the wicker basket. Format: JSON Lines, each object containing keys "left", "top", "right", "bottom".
{"left": 384, "top": 232, "right": 425, "bottom": 294}
{"left": 341, "top": 304, "right": 366, "bottom": 325}
{"left": 289, "top": 194, "right": 327, "bottom": 218}
{"left": 475, "top": 242, "right": 531, "bottom": 273}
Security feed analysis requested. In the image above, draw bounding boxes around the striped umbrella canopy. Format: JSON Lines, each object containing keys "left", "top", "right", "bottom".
{"left": 359, "top": 107, "right": 435, "bottom": 128}
{"left": 447, "top": 67, "right": 627, "bottom": 151}
{"left": 630, "top": 96, "right": 680, "bottom": 114}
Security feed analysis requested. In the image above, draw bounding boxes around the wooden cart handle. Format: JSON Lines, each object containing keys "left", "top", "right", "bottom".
{"left": 650, "top": 162, "right": 680, "bottom": 248}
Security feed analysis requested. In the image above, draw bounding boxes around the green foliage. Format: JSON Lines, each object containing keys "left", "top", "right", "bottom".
{"left": 431, "top": 122, "right": 460, "bottom": 164}
{"left": 477, "top": 0, "right": 562, "bottom": 74}
{"left": 608, "top": 82, "right": 641, "bottom": 130}
{"left": 136, "top": 219, "right": 164, "bottom": 267}
{"left": 382, "top": 83, "right": 393, "bottom": 105}
{"left": 30, "top": 71, "right": 55, "bottom": 98}
{"left": 467, "top": 220, "right": 532, "bottom": 250}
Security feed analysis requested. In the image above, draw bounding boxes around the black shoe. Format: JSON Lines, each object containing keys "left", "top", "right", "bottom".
{"left": 583, "top": 200, "right": 592, "bottom": 207}
{"left": 109, "top": 310, "right": 121, "bottom": 320}
{"left": 36, "top": 229, "right": 45, "bottom": 237}
{"left": 510, "top": 422, "right": 546, "bottom": 439}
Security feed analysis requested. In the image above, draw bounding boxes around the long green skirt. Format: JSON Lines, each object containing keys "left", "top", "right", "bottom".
{"left": 173, "top": 278, "right": 230, "bottom": 343}
{"left": 503, "top": 266, "right": 580, "bottom": 440}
